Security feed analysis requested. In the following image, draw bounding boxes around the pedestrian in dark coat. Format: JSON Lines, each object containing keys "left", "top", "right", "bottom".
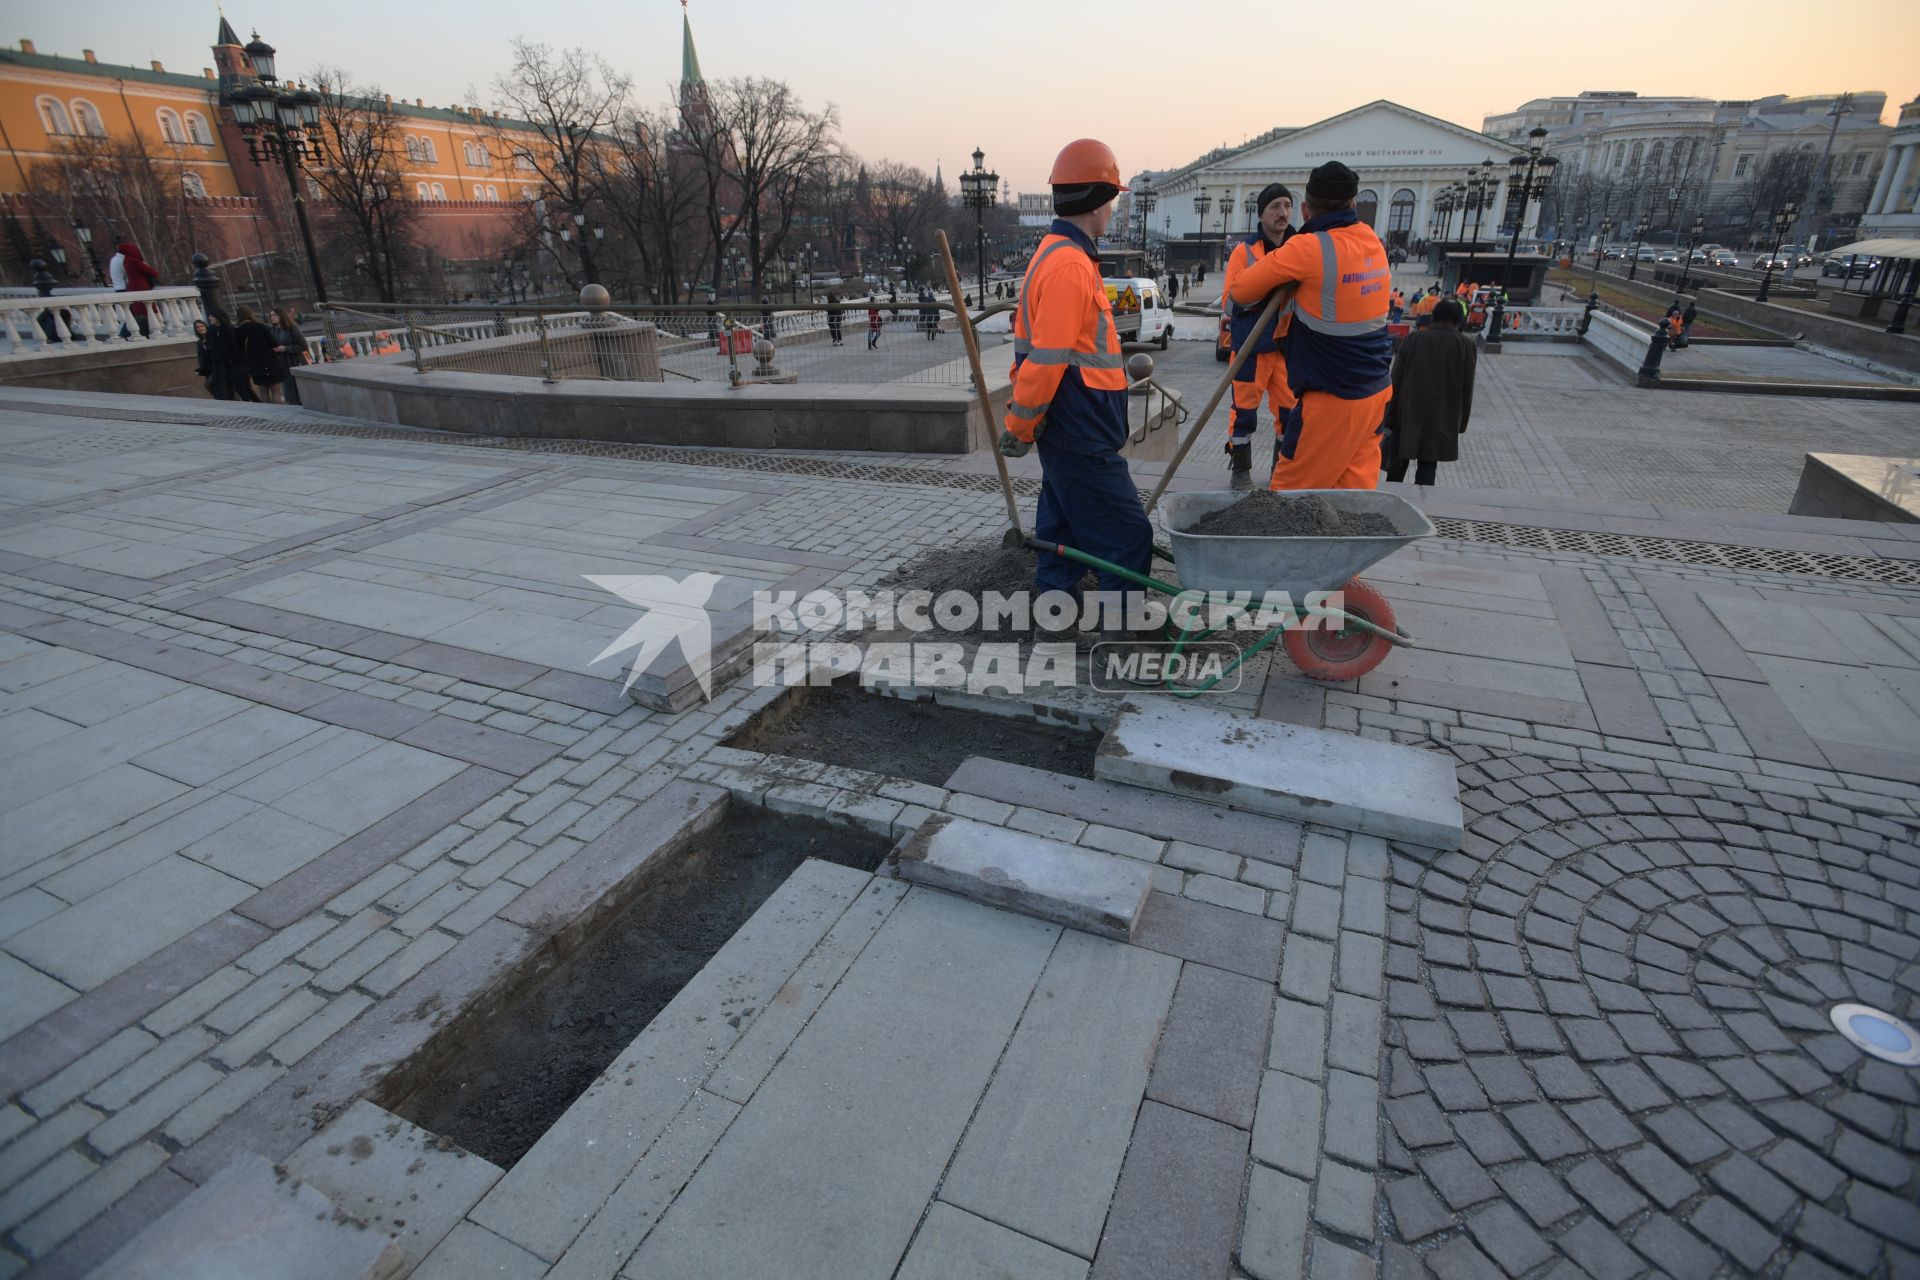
{"left": 826, "top": 293, "right": 844, "bottom": 345}
{"left": 233, "top": 306, "right": 283, "bottom": 401}
{"left": 1381, "top": 298, "right": 1475, "bottom": 488}
{"left": 193, "top": 319, "right": 234, "bottom": 400}
{"left": 1678, "top": 301, "right": 1697, "bottom": 348}
{"left": 269, "top": 308, "right": 309, "bottom": 404}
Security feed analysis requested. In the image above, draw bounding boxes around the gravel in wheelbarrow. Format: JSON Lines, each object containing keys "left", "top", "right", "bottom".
{"left": 1184, "top": 492, "right": 1398, "bottom": 539}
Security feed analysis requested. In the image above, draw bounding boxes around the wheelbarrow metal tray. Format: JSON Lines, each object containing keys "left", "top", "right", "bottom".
{"left": 1159, "top": 489, "right": 1435, "bottom": 597}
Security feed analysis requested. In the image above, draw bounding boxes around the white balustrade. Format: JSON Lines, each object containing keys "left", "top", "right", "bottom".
{"left": 1497, "top": 307, "right": 1585, "bottom": 336}
{"left": 0, "top": 286, "right": 203, "bottom": 359}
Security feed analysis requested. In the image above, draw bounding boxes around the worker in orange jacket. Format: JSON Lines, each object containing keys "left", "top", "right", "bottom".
{"left": 1228, "top": 161, "right": 1394, "bottom": 491}
{"left": 1220, "top": 183, "right": 1297, "bottom": 490}
{"left": 1002, "top": 139, "right": 1151, "bottom": 624}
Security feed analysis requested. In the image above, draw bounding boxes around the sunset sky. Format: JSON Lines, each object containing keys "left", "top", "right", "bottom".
{"left": 21, "top": 0, "right": 1918, "bottom": 191}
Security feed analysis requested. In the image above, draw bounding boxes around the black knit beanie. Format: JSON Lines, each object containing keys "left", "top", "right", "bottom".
{"left": 1305, "top": 162, "right": 1359, "bottom": 203}
{"left": 1053, "top": 182, "right": 1120, "bottom": 216}
{"left": 1255, "top": 183, "right": 1292, "bottom": 217}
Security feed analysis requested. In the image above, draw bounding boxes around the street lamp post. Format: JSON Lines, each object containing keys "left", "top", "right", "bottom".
{"left": 224, "top": 31, "right": 330, "bottom": 339}
{"left": 1626, "top": 214, "right": 1651, "bottom": 281}
{"left": 960, "top": 147, "right": 999, "bottom": 304}
{"left": 1462, "top": 160, "right": 1495, "bottom": 283}
{"left": 1755, "top": 201, "right": 1798, "bottom": 303}
{"left": 1487, "top": 127, "right": 1559, "bottom": 349}
{"left": 1135, "top": 179, "right": 1156, "bottom": 254}
{"left": 1243, "top": 193, "right": 1258, "bottom": 235}
{"left": 1193, "top": 190, "right": 1212, "bottom": 271}
{"left": 1677, "top": 214, "right": 1706, "bottom": 294}
{"left": 70, "top": 217, "right": 103, "bottom": 286}
{"left": 1590, "top": 216, "right": 1614, "bottom": 294}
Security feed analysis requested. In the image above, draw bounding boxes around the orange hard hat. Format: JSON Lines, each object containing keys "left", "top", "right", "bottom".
{"left": 1049, "top": 139, "right": 1128, "bottom": 191}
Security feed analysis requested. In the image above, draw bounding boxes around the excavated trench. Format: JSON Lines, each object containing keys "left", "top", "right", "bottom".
{"left": 392, "top": 805, "right": 892, "bottom": 1167}
{"left": 725, "top": 683, "right": 1102, "bottom": 786}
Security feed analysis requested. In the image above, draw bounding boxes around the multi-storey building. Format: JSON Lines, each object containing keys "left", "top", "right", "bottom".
{"left": 0, "top": 21, "right": 564, "bottom": 289}
{"left": 1483, "top": 90, "right": 1896, "bottom": 246}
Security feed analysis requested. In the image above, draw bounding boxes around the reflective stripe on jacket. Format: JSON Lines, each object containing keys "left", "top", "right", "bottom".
{"left": 1227, "top": 208, "right": 1393, "bottom": 400}
{"left": 1222, "top": 232, "right": 1293, "bottom": 357}
{"left": 1005, "top": 218, "right": 1128, "bottom": 453}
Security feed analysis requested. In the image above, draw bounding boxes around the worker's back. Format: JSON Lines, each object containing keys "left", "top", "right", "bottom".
{"left": 1272, "top": 215, "right": 1393, "bottom": 399}
{"left": 1008, "top": 222, "right": 1127, "bottom": 454}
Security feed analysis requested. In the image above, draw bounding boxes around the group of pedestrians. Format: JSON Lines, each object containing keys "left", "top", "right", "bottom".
{"left": 193, "top": 306, "right": 309, "bottom": 403}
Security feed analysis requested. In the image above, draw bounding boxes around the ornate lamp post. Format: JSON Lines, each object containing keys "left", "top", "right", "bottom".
{"left": 1488, "top": 128, "right": 1558, "bottom": 349}
{"left": 1590, "top": 216, "right": 1614, "bottom": 294}
{"left": 69, "top": 217, "right": 103, "bottom": 286}
{"left": 1243, "top": 192, "right": 1258, "bottom": 235}
{"left": 1755, "top": 200, "right": 1798, "bottom": 303}
{"left": 1135, "top": 178, "right": 1156, "bottom": 254}
{"left": 1193, "top": 189, "right": 1212, "bottom": 269}
{"left": 1462, "top": 160, "right": 1496, "bottom": 282}
{"left": 1626, "top": 214, "right": 1651, "bottom": 281}
{"left": 960, "top": 147, "right": 999, "bottom": 304}
{"left": 1677, "top": 214, "right": 1706, "bottom": 294}
{"left": 222, "top": 32, "right": 330, "bottom": 331}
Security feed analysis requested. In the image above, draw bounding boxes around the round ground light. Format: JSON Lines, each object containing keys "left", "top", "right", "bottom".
{"left": 1829, "top": 1002, "right": 1920, "bottom": 1066}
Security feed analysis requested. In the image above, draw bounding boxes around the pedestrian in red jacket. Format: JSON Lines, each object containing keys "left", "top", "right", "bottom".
{"left": 112, "top": 240, "right": 160, "bottom": 338}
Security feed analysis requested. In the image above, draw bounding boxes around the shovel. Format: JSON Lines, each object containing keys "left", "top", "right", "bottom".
{"left": 936, "top": 230, "right": 1026, "bottom": 550}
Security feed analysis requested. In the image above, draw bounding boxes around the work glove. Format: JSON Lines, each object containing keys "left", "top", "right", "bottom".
{"left": 998, "top": 430, "right": 1033, "bottom": 458}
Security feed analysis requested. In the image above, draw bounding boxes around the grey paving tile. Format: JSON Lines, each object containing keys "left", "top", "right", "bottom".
{"left": 896, "top": 1202, "right": 1089, "bottom": 1280}
{"left": 622, "top": 889, "right": 1056, "bottom": 1278}
{"left": 1146, "top": 961, "right": 1273, "bottom": 1130}
{"left": 1087, "top": 1101, "right": 1248, "bottom": 1280}
{"left": 1132, "top": 891, "right": 1285, "bottom": 982}
{"left": 1242, "top": 1164, "right": 1313, "bottom": 1280}
{"left": 942, "top": 930, "right": 1179, "bottom": 1258}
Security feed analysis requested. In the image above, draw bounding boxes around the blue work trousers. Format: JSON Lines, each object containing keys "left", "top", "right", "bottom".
{"left": 1032, "top": 441, "right": 1153, "bottom": 601}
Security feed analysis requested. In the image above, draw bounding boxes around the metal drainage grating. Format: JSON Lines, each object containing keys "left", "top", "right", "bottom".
{"left": 13, "top": 397, "right": 1920, "bottom": 585}
{"left": 1428, "top": 516, "right": 1920, "bottom": 587}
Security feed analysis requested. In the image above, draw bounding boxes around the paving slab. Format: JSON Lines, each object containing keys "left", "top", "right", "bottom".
{"left": 1096, "top": 699, "right": 1464, "bottom": 849}
{"left": 624, "top": 888, "right": 1058, "bottom": 1279}
{"left": 1145, "top": 961, "right": 1275, "bottom": 1129}
{"left": 890, "top": 814, "right": 1153, "bottom": 940}
{"left": 91, "top": 1151, "right": 403, "bottom": 1279}
{"left": 1089, "top": 1099, "right": 1249, "bottom": 1280}
{"left": 943, "top": 757, "right": 1306, "bottom": 866}
{"left": 284, "top": 1099, "right": 503, "bottom": 1272}
{"left": 898, "top": 1202, "right": 1091, "bottom": 1280}
{"left": 940, "top": 929, "right": 1180, "bottom": 1258}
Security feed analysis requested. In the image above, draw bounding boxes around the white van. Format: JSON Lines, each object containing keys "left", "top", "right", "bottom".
{"left": 1102, "top": 276, "right": 1177, "bottom": 349}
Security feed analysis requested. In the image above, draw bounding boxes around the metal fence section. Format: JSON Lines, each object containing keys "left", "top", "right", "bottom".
{"left": 317, "top": 294, "right": 1019, "bottom": 387}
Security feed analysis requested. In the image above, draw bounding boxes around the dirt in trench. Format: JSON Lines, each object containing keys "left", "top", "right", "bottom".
{"left": 1181, "top": 492, "right": 1398, "bottom": 538}
{"left": 727, "top": 683, "right": 1100, "bottom": 786}
{"left": 395, "top": 809, "right": 892, "bottom": 1168}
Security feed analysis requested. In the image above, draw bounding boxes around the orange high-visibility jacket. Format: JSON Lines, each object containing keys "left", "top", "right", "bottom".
{"left": 1005, "top": 221, "right": 1129, "bottom": 451}
{"left": 1221, "top": 234, "right": 1293, "bottom": 355}
{"left": 1229, "top": 214, "right": 1393, "bottom": 398}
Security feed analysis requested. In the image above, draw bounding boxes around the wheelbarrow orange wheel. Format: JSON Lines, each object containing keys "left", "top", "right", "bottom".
{"left": 1283, "top": 577, "right": 1397, "bottom": 683}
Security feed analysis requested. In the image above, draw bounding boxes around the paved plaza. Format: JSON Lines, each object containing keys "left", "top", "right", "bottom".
{"left": 0, "top": 367, "right": 1915, "bottom": 1278}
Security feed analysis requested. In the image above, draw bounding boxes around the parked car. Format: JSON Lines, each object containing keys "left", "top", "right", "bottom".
{"left": 1821, "top": 255, "right": 1880, "bottom": 278}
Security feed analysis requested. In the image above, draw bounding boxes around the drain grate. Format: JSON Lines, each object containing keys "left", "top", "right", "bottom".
{"left": 1428, "top": 516, "right": 1920, "bottom": 586}
{"left": 12, "top": 397, "right": 1920, "bottom": 586}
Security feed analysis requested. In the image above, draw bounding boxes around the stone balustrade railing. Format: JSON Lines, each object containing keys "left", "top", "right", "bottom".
{"left": 1492, "top": 307, "right": 1585, "bottom": 337}
{"left": 0, "top": 287, "right": 203, "bottom": 359}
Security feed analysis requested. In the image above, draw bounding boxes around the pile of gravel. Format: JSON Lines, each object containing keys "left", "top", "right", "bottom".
{"left": 1182, "top": 492, "right": 1398, "bottom": 538}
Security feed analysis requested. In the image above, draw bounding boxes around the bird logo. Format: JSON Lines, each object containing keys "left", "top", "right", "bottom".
{"left": 584, "top": 571, "right": 725, "bottom": 697}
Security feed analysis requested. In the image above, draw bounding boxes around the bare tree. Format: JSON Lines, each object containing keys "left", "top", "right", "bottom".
{"left": 597, "top": 106, "right": 700, "bottom": 303}
{"left": 864, "top": 160, "right": 944, "bottom": 286}
{"left": 484, "top": 40, "right": 631, "bottom": 286}
{"left": 25, "top": 132, "right": 203, "bottom": 280}
{"left": 1737, "top": 149, "right": 1819, "bottom": 239}
{"left": 304, "top": 68, "right": 421, "bottom": 301}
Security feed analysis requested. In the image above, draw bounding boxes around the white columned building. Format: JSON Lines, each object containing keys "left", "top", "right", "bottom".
{"left": 1861, "top": 97, "right": 1920, "bottom": 240}
{"left": 1151, "top": 101, "right": 1524, "bottom": 259}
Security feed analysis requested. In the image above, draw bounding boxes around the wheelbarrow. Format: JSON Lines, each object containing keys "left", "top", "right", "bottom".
{"left": 1026, "top": 489, "right": 1434, "bottom": 695}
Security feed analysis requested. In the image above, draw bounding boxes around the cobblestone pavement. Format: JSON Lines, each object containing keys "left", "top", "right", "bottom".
{"left": 1378, "top": 751, "right": 1920, "bottom": 1279}
{"left": 0, "top": 387, "right": 1914, "bottom": 1278}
